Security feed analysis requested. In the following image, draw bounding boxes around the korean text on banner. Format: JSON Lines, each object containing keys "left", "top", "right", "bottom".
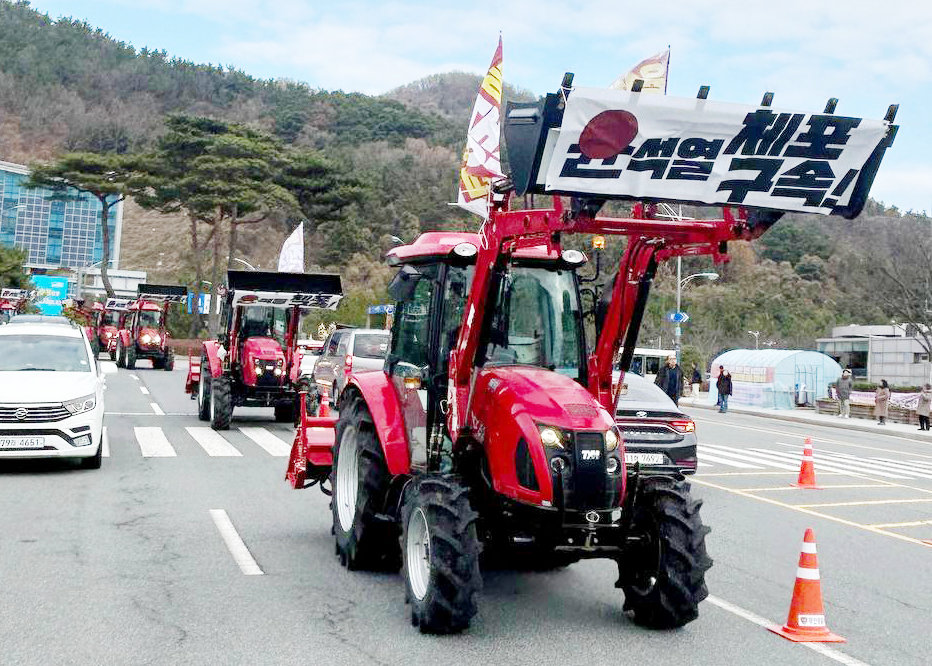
{"left": 609, "top": 48, "right": 670, "bottom": 93}
{"left": 454, "top": 38, "right": 504, "bottom": 220}
{"left": 543, "top": 87, "right": 890, "bottom": 216}
{"left": 278, "top": 221, "right": 304, "bottom": 272}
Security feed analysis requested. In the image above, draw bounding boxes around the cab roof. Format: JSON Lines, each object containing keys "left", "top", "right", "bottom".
{"left": 386, "top": 231, "right": 558, "bottom": 265}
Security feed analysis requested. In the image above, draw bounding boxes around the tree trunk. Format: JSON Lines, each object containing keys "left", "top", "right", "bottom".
{"left": 227, "top": 204, "right": 239, "bottom": 269}
{"left": 97, "top": 196, "right": 117, "bottom": 298}
{"left": 189, "top": 215, "right": 203, "bottom": 338}
{"left": 207, "top": 209, "right": 224, "bottom": 337}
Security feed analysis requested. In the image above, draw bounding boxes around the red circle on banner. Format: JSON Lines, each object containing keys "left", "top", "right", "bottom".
{"left": 578, "top": 110, "right": 639, "bottom": 160}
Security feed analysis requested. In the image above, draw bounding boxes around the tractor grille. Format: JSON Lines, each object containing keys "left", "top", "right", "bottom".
{"left": 0, "top": 404, "right": 70, "bottom": 423}
{"left": 566, "top": 431, "right": 608, "bottom": 511}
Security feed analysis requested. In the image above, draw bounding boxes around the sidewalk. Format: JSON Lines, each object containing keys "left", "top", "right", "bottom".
{"left": 679, "top": 393, "right": 932, "bottom": 444}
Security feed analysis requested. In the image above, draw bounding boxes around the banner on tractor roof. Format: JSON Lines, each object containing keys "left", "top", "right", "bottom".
{"left": 542, "top": 87, "right": 891, "bottom": 216}
{"left": 454, "top": 37, "right": 504, "bottom": 220}
{"left": 609, "top": 48, "right": 670, "bottom": 93}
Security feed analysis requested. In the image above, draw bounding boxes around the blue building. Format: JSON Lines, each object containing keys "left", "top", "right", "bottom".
{"left": 0, "top": 159, "right": 123, "bottom": 271}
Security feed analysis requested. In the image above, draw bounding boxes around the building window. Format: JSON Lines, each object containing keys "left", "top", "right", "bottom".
{"left": 914, "top": 352, "right": 929, "bottom": 364}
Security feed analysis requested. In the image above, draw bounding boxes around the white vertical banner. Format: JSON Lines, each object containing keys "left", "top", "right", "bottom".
{"left": 277, "top": 221, "right": 304, "bottom": 272}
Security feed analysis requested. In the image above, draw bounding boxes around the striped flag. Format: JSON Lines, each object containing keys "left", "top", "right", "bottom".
{"left": 609, "top": 48, "right": 670, "bottom": 94}
{"left": 454, "top": 37, "right": 504, "bottom": 219}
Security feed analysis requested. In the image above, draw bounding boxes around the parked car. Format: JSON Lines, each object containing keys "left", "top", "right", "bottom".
{"left": 0, "top": 323, "right": 105, "bottom": 468}
{"left": 613, "top": 370, "right": 698, "bottom": 475}
{"left": 297, "top": 338, "right": 325, "bottom": 379}
{"left": 312, "top": 328, "right": 390, "bottom": 401}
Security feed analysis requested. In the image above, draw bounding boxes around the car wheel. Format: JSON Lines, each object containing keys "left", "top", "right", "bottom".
{"left": 81, "top": 440, "right": 103, "bottom": 470}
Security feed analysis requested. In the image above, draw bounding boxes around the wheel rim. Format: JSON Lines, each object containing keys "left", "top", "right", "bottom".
{"left": 628, "top": 515, "right": 662, "bottom": 595}
{"left": 198, "top": 373, "right": 207, "bottom": 410}
{"left": 406, "top": 507, "right": 431, "bottom": 601}
{"left": 335, "top": 425, "right": 360, "bottom": 532}
{"left": 210, "top": 384, "right": 216, "bottom": 421}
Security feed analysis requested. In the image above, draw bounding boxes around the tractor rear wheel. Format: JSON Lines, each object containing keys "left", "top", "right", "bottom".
{"left": 115, "top": 342, "right": 124, "bottom": 368}
{"left": 401, "top": 474, "right": 482, "bottom": 634}
{"left": 197, "top": 355, "right": 211, "bottom": 422}
{"left": 210, "top": 376, "right": 233, "bottom": 430}
{"left": 125, "top": 344, "right": 136, "bottom": 370}
{"left": 331, "top": 395, "right": 399, "bottom": 571}
{"left": 619, "top": 476, "right": 712, "bottom": 629}
{"left": 108, "top": 347, "right": 116, "bottom": 362}
{"left": 164, "top": 349, "right": 175, "bottom": 371}
{"left": 152, "top": 357, "right": 164, "bottom": 370}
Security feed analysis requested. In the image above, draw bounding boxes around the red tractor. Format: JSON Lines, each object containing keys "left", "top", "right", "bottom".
{"left": 99, "top": 298, "right": 131, "bottom": 360}
{"left": 192, "top": 270, "right": 343, "bottom": 430}
{"left": 115, "top": 284, "right": 186, "bottom": 370}
{"left": 0, "top": 288, "right": 30, "bottom": 324}
{"left": 286, "top": 78, "right": 897, "bottom": 633}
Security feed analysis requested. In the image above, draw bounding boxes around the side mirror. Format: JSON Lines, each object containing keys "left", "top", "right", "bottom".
{"left": 387, "top": 265, "right": 422, "bottom": 302}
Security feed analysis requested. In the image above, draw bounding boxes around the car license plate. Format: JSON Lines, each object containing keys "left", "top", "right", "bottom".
{"left": 0, "top": 436, "right": 46, "bottom": 449}
{"left": 625, "top": 452, "right": 665, "bottom": 465}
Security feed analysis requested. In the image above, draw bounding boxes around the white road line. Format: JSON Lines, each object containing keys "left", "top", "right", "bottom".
{"left": 239, "top": 427, "right": 291, "bottom": 457}
{"left": 773, "top": 442, "right": 929, "bottom": 478}
{"left": 697, "top": 461, "right": 713, "bottom": 468}
{"left": 209, "top": 509, "right": 264, "bottom": 576}
{"left": 705, "top": 595, "right": 869, "bottom": 666}
{"left": 102, "top": 427, "right": 110, "bottom": 457}
{"left": 696, "top": 448, "right": 763, "bottom": 468}
{"left": 139, "top": 386, "right": 150, "bottom": 395}
{"left": 751, "top": 448, "right": 903, "bottom": 479}
{"left": 130, "top": 374, "right": 139, "bottom": 381}
{"left": 186, "top": 427, "right": 243, "bottom": 457}
{"left": 150, "top": 402, "right": 164, "bottom": 415}
{"left": 134, "top": 427, "right": 177, "bottom": 457}
{"left": 700, "top": 444, "right": 799, "bottom": 471}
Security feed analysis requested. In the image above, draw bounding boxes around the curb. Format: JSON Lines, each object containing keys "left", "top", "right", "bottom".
{"left": 686, "top": 401, "right": 932, "bottom": 444}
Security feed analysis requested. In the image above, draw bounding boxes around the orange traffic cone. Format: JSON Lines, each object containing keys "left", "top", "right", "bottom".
{"left": 319, "top": 391, "right": 330, "bottom": 417}
{"left": 768, "top": 528, "right": 845, "bottom": 643}
{"left": 792, "top": 437, "right": 821, "bottom": 489}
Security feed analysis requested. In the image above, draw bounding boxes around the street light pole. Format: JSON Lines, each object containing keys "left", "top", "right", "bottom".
{"left": 232, "top": 258, "right": 257, "bottom": 271}
{"left": 748, "top": 330, "right": 761, "bottom": 349}
{"left": 675, "top": 269, "right": 719, "bottom": 363}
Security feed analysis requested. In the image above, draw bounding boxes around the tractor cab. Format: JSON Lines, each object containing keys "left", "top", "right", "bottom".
{"left": 102, "top": 297, "right": 132, "bottom": 359}
{"left": 115, "top": 284, "right": 186, "bottom": 370}
{"left": 0, "top": 288, "right": 30, "bottom": 324}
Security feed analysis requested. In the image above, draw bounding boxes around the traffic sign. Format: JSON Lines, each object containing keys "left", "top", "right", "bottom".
{"left": 666, "top": 311, "right": 689, "bottom": 323}
{"left": 367, "top": 304, "right": 395, "bottom": 315}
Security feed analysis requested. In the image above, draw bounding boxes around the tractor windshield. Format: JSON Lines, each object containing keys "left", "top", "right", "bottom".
{"left": 101, "top": 311, "right": 119, "bottom": 326}
{"left": 483, "top": 265, "right": 584, "bottom": 380}
{"left": 138, "top": 310, "right": 162, "bottom": 328}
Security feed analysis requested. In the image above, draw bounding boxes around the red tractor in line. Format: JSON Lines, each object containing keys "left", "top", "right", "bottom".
{"left": 97, "top": 298, "right": 130, "bottom": 359}
{"left": 190, "top": 270, "right": 342, "bottom": 430}
{"left": 115, "top": 284, "right": 186, "bottom": 370}
{"left": 0, "top": 288, "right": 30, "bottom": 324}
{"left": 286, "top": 77, "right": 897, "bottom": 633}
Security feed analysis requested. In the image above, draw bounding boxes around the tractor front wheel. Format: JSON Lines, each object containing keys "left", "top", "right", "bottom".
{"left": 164, "top": 349, "right": 175, "bottom": 371}
{"left": 401, "top": 474, "right": 482, "bottom": 634}
{"left": 115, "top": 342, "right": 124, "bottom": 368}
{"left": 210, "top": 376, "right": 233, "bottom": 430}
{"left": 619, "top": 476, "right": 712, "bottom": 629}
{"left": 197, "top": 356, "right": 211, "bottom": 422}
{"left": 274, "top": 402, "right": 294, "bottom": 422}
{"left": 331, "top": 395, "right": 398, "bottom": 571}
{"left": 125, "top": 344, "right": 136, "bottom": 370}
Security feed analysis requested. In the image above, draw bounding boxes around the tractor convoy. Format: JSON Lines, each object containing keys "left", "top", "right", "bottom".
{"left": 115, "top": 284, "right": 186, "bottom": 370}
{"left": 282, "top": 77, "right": 897, "bottom": 633}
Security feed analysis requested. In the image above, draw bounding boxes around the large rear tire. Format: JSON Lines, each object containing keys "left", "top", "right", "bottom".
{"left": 115, "top": 342, "right": 125, "bottom": 368}
{"left": 210, "top": 376, "right": 233, "bottom": 430}
{"left": 164, "top": 349, "right": 175, "bottom": 371}
{"left": 197, "top": 355, "right": 211, "bottom": 422}
{"left": 125, "top": 344, "right": 136, "bottom": 370}
{"left": 619, "top": 476, "right": 712, "bottom": 629}
{"left": 331, "top": 395, "right": 399, "bottom": 571}
{"left": 401, "top": 474, "right": 482, "bottom": 634}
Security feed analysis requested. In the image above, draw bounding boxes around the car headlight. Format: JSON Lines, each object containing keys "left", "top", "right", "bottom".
{"left": 64, "top": 394, "right": 96, "bottom": 415}
{"left": 141, "top": 334, "right": 151, "bottom": 343}
{"left": 605, "top": 428, "right": 619, "bottom": 452}
{"left": 537, "top": 424, "right": 568, "bottom": 449}
{"left": 73, "top": 434, "right": 92, "bottom": 447}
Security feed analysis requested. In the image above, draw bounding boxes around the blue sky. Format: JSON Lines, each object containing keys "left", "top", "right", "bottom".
{"left": 29, "top": 0, "right": 932, "bottom": 214}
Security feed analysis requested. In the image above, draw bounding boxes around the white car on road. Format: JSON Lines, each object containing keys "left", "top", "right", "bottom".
{"left": 0, "top": 322, "right": 105, "bottom": 468}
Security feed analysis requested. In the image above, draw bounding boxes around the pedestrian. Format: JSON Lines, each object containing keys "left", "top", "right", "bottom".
{"left": 714, "top": 365, "right": 725, "bottom": 409}
{"left": 654, "top": 355, "right": 684, "bottom": 405}
{"left": 917, "top": 383, "right": 932, "bottom": 431}
{"left": 716, "top": 367, "right": 733, "bottom": 413}
{"left": 836, "top": 369, "right": 853, "bottom": 419}
{"left": 875, "top": 379, "right": 891, "bottom": 425}
{"left": 691, "top": 363, "right": 702, "bottom": 398}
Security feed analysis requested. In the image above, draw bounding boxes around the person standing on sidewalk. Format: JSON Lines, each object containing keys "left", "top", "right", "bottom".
{"left": 837, "top": 369, "right": 853, "bottom": 418}
{"left": 717, "top": 368, "right": 733, "bottom": 413}
{"left": 875, "top": 379, "right": 891, "bottom": 425}
{"left": 655, "top": 355, "right": 684, "bottom": 405}
{"left": 917, "top": 383, "right": 932, "bottom": 431}
{"left": 691, "top": 364, "right": 702, "bottom": 398}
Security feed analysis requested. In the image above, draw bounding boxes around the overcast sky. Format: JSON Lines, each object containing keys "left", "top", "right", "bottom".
{"left": 29, "top": 0, "right": 932, "bottom": 214}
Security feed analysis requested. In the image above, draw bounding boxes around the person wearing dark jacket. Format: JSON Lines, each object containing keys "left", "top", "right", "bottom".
{"left": 654, "top": 355, "right": 684, "bottom": 405}
{"left": 716, "top": 367, "right": 733, "bottom": 413}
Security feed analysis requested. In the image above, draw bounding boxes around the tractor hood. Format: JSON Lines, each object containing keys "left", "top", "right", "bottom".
{"left": 137, "top": 327, "right": 163, "bottom": 346}
{"left": 242, "top": 337, "right": 284, "bottom": 360}
{"left": 241, "top": 337, "right": 285, "bottom": 387}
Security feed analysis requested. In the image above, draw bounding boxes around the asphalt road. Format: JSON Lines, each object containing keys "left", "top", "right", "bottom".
{"left": 1, "top": 362, "right": 930, "bottom": 665}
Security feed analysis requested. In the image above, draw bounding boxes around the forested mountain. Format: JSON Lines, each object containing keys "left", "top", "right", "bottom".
{"left": 0, "top": 0, "right": 928, "bottom": 366}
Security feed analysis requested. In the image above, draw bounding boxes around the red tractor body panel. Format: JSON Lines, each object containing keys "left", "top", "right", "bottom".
{"left": 240, "top": 336, "right": 286, "bottom": 387}
{"left": 201, "top": 339, "right": 223, "bottom": 378}
{"left": 345, "top": 371, "right": 411, "bottom": 477}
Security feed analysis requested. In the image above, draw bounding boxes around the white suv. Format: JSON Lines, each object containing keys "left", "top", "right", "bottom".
{"left": 0, "top": 322, "right": 105, "bottom": 468}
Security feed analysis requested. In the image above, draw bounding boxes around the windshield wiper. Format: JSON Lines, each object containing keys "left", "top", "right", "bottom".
{"left": 17, "top": 368, "right": 58, "bottom": 371}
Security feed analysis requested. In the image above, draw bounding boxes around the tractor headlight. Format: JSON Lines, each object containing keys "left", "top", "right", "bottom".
{"left": 152, "top": 334, "right": 161, "bottom": 344}
{"left": 254, "top": 359, "right": 265, "bottom": 375}
{"left": 604, "top": 428, "right": 619, "bottom": 452}
{"left": 141, "top": 334, "right": 151, "bottom": 344}
{"left": 64, "top": 394, "right": 96, "bottom": 415}
{"left": 537, "top": 424, "right": 568, "bottom": 449}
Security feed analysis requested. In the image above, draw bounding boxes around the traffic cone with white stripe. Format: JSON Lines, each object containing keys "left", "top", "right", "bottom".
{"left": 792, "top": 437, "right": 821, "bottom": 489}
{"left": 318, "top": 390, "right": 330, "bottom": 417}
{"left": 768, "top": 528, "right": 845, "bottom": 643}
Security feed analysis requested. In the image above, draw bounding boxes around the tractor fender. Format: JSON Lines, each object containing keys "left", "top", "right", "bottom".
{"left": 344, "top": 372, "right": 410, "bottom": 476}
{"left": 201, "top": 340, "right": 224, "bottom": 378}
{"left": 117, "top": 329, "right": 132, "bottom": 347}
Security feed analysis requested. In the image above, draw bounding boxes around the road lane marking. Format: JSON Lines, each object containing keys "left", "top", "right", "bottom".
{"left": 134, "top": 427, "right": 177, "bottom": 457}
{"left": 130, "top": 374, "right": 139, "bottom": 381}
{"left": 748, "top": 448, "right": 898, "bottom": 479}
{"left": 699, "top": 471, "right": 834, "bottom": 477}
{"left": 690, "top": 414, "right": 932, "bottom": 460}
{"left": 774, "top": 443, "right": 932, "bottom": 479}
{"left": 701, "top": 444, "right": 800, "bottom": 471}
{"left": 186, "top": 427, "right": 243, "bottom": 457}
{"left": 697, "top": 448, "right": 763, "bottom": 468}
{"left": 795, "top": 498, "right": 932, "bottom": 508}
{"left": 140, "top": 386, "right": 150, "bottom": 395}
{"left": 868, "top": 519, "right": 932, "bottom": 528}
{"left": 705, "top": 595, "right": 870, "bottom": 666}
{"left": 239, "top": 427, "right": 291, "bottom": 456}
{"left": 209, "top": 509, "right": 264, "bottom": 576}
{"left": 150, "top": 402, "right": 164, "bottom": 415}
{"left": 102, "top": 427, "right": 109, "bottom": 457}
{"left": 692, "top": 477, "right": 932, "bottom": 549}
{"left": 736, "top": 484, "right": 888, "bottom": 492}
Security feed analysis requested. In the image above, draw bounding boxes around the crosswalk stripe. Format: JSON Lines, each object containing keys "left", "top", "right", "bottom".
{"left": 102, "top": 426, "right": 109, "bottom": 457}
{"left": 748, "top": 447, "right": 901, "bottom": 479}
{"left": 239, "top": 427, "right": 291, "bottom": 457}
{"left": 134, "top": 426, "right": 177, "bottom": 457}
{"left": 186, "top": 427, "right": 243, "bottom": 457}
{"left": 696, "top": 447, "right": 763, "bottom": 468}
{"left": 816, "top": 450, "right": 932, "bottom": 480}
{"left": 774, "top": 442, "right": 928, "bottom": 479}
{"left": 700, "top": 444, "right": 798, "bottom": 470}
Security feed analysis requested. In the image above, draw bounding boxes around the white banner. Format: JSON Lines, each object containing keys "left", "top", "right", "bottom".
{"left": 543, "top": 87, "right": 890, "bottom": 215}
{"left": 278, "top": 221, "right": 305, "bottom": 272}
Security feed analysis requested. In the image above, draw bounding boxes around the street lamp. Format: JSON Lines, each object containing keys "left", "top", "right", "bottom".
{"left": 232, "top": 258, "right": 257, "bottom": 271}
{"left": 748, "top": 330, "right": 761, "bottom": 349}
{"left": 674, "top": 263, "right": 719, "bottom": 362}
